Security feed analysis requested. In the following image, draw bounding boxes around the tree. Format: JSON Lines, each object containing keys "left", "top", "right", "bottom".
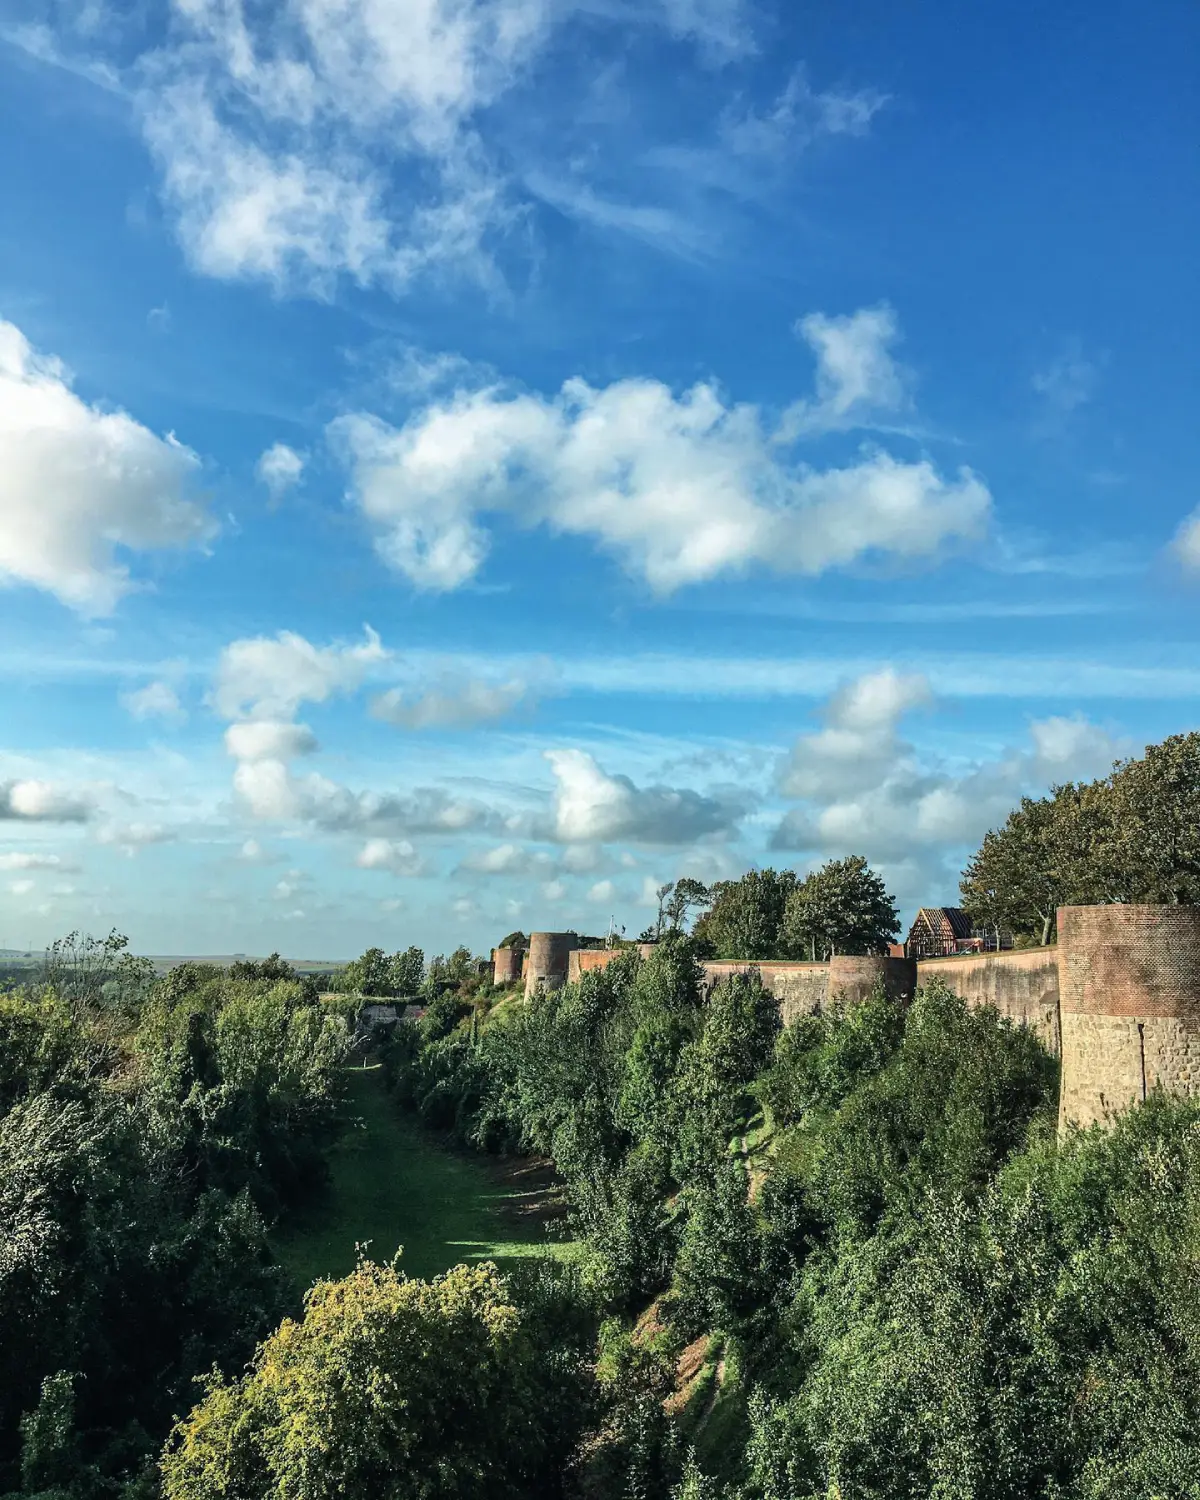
{"left": 663, "top": 878, "right": 712, "bottom": 936}
{"left": 693, "top": 870, "right": 798, "bottom": 959}
{"left": 161, "top": 1257, "right": 581, "bottom": 1500}
{"left": 961, "top": 783, "right": 1105, "bottom": 945}
{"left": 782, "top": 856, "right": 900, "bottom": 960}
{"left": 1100, "top": 732, "right": 1200, "bottom": 903}
{"left": 39, "top": 929, "right": 154, "bottom": 1017}
{"left": 389, "top": 946, "right": 425, "bottom": 996}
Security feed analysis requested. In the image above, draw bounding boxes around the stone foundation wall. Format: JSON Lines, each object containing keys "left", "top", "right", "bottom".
{"left": 916, "top": 948, "right": 1062, "bottom": 1055}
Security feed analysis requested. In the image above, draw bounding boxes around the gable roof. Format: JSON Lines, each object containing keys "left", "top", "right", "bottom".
{"left": 913, "top": 906, "right": 974, "bottom": 940}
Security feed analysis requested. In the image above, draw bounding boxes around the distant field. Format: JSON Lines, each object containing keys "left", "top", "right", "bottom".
{"left": 275, "top": 1065, "right": 571, "bottom": 1289}
{"left": 0, "top": 952, "right": 347, "bottom": 975}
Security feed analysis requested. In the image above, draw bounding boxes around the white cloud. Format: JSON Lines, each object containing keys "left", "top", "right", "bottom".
{"left": 547, "top": 748, "right": 740, "bottom": 845}
{"left": 0, "top": 852, "right": 78, "bottom": 872}
{"left": 372, "top": 676, "right": 531, "bottom": 729}
{"left": 239, "top": 837, "right": 275, "bottom": 862}
{"left": 0, "top": 320, "right": 212, "bottom": 614}
{"left": 331, "top": 359, "right": 990, "bottom": 593}
{"left": 225, "top": 720, "right": 319, "bottom": 762}
{"left": 771, "top": 671, "right": 1128, "bottom": 869}
{"left": 720, "top": 69, "right": 888, "bottom": 161}
{"left": 214, "top": 627, "right": 387, "bottom": 719}
{"left": 95, "top": 821, "right": 176, "bottom": 855}
{"left": 9, "top": 879, "right": 35, "bottom": 896}
{"left": 542, "top": 878, "right": 566, "bottom": 902}
{"left": 1032, "top": 342, "right": 1100, "bottom": 416}
{"left": 588, "top": 878, "right": 617, "bottom": 905}
{"left": 355, "top": 837, "right": 424, "bottom": 875}
{"left": 121, "top": 680, "right": 187, "bottom": 724}
{"left": 783, "top": 305, "right": 911, "bottom": 435}
{"left": 460, "top": 842, "right": 554, "bottom": 875}
{"left": 1171, "top": 509, "right": 1200, "bottom": 573}
{"left": 256, "top": 442, "right": 305, "bottom": 500}
{"left": 0, "top": 780, "right": 91, "bottom": 822}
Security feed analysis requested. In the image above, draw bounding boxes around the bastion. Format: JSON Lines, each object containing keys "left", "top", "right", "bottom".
{"left": 492, "top": 943, "right": 525, "bottom": 987}
{"left": 524, "top": 932, "right": 576, "bottom": 998}
{"left": 1057, "top": 904, "right": 1200, "bottom": 1130}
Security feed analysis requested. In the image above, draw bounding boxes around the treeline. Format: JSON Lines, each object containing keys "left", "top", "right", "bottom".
{"left": 643, "top": 856, "right": 900, "bottom": 961}
{"left": 413, "top": 949, "right": 1200, "bottom": 1495}
{"left": 962, "top": 729, "right": 1200, "bottom": 943}
{"left": 191, "top": 940, "right": 1200, "bottom": 1498}
{"left": 0, "top": 935, "right": 350, "bottom": 1498}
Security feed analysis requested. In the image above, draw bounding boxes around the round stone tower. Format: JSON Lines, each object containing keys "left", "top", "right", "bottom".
{"left": 827, "top": 954, "right": 918, "bottom": 1009}
{"left": 1058, "top": 904, "right": 1200, "bottom": 1131}
{"left": 524, "top": 932, "right": 576, "bottom": 999}
{"left": 493, "top": 943, "right": 525, "bottom": 987}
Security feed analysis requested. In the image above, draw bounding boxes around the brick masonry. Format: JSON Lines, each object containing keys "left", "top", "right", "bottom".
{"left": 550, "top": 906, "right": 1200, "bottom": 1135}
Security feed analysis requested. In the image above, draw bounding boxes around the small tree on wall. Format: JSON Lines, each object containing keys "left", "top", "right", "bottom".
{"left": 782, "top": 856, "right": 900, "bottom": 960}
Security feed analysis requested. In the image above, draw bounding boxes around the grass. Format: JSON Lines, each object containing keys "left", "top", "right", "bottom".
{"left": 275, "top": 1063, "right": 571, "bottom": 1290}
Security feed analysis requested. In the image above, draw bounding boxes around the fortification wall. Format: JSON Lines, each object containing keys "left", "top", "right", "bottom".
{"left": 568, "top": 945, "right": 657, "bottom": 983}
{"left": 699, "top": 961, "right": 829, "bottom": 1026}
{"left": 830, "top": 954, "right": 918, "bottom": 1008}
{"left": 493, "top": 945, "right": 524, "bottom": 987}
{"left": 525, "top": 932, "right": 575, "bottom": 998}
{"left": 1057, "top": 905, "right": 1200, "bottom": 1130}
{"left": 916, "top": 948, "right": 1062, "bottom": 1055}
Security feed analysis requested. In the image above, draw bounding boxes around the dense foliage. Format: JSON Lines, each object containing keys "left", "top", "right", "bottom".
{"left": 962, "top": 730, "right": 1200, "bottom": 941}
{"left": 0, "top": 947, "right": 350, "bottom": 1498}
{"left": 694, "top": 857, "right": 899, "bottom": 961}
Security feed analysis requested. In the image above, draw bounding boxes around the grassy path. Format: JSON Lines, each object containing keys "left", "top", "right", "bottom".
{"left": 275, "top": 1063, "right": 567, "bottom": 1289}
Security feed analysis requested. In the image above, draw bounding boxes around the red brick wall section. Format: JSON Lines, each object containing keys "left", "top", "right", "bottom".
{"left": 1057, "top": 904, "right": 1200, "bottom": 1131}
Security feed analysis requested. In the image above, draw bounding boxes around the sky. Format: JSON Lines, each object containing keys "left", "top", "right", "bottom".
{"left": 1, "top": 0, "right": 1198, "bottom": 960}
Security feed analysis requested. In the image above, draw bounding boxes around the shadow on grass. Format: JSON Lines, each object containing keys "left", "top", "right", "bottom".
{"left": 275, "top": 1063, "right": 575, "bottom": 1290}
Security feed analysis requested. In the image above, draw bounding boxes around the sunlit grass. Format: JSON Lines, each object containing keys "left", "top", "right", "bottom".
{"left": 275, "top": 1063, "right": 572, "bottom": 1290}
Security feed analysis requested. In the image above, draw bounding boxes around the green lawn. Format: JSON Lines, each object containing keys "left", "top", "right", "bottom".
{"left": 275, "top": 1063, "right": 569, "bottom": 1289}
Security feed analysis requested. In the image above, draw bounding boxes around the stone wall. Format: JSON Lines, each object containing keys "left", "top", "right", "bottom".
{"left": 493, "top": 945, "right": 524, "bottom": 987}
{"left": 699, "top": 961, "right": 830, "bottom": 1026}
{"left": 1057, "top": 904, "right": 1200, "bottom": 1130}
{"left": 524, "top": 932, "right": 576, "bottom": 999}
{"left": 916, "top": 948, "right": 1062, "bottom": 1055}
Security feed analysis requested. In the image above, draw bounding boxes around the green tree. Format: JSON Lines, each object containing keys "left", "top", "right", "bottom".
{"left": 782, "top": 855, "right": 900, "bottom": 960}
{"left": 694, "top": 869, "right": 797, "bottom": 959}
{"left": 161, "top": 1257, "right": 586, "bottom": 1500}
{"left": 1100, "top": 731, "right": 1200, "bottom": 903}
{"left": 961, "top": 784, "right": 1105, "bottom": 945}
{"left": 389, "top": 946, "right": 425, "bottom": 996}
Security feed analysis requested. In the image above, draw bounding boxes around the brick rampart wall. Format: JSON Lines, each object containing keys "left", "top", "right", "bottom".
{"left": 699, "top": 961, "right": 830, "bottom": 1026}
{"left": 916, "top": 948, "right": 1062, "bottom": 1055}
{"left": 1057, "top": 905, "right": 1200, "bottom": 1130}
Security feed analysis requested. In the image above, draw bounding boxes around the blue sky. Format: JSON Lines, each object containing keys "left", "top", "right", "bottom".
{"left": 1, "top": 0, "right": 1198, "bottom": 958}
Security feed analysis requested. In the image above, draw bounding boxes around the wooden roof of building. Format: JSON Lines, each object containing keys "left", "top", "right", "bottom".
{"left": 912, "top": 906, "right": 975, "bottom": 940}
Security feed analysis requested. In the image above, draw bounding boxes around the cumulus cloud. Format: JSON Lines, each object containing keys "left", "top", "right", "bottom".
{"left": 355, "top": 837, "right": 424, "bottom": 875}
{"left": 459, "top": 842, "right": 555, "bottom": 876}
{"left": 256, "top": 442, "right": 305, "bottom": 500}
{"left": 214, "top": 627, "right": 387, "bottom": 719}
{"left": 0, "top": 780, "right": 91, "bottom": 822}
{"left": 331, "top": 363, "right": 990, "bottom": 592}
{"left": 372, "top": 676, "right": 531, "bottom": 729}
{"left": 0, "top": 851, "right": 78, "bottom": 871}
{"left": 546, "top": 748, "right": 741, "bottom": 845}
{"left": 782, "top": 305, "right": 912, "bottom": 436}
{"left": 770, "top": 672, "right": 1127, "bottom": 870}
{"left": 0, "top": 319, "right": 212, "bottom": 614}
{"left": 121, "top": 680, "right": 187, "bottom": 724}
{"left": 224, "top": 720, "right": 320, "bottom": 762}
{"left": 95, "top": 821, "right": 176, "bottom": 855}
{"left": 9, "top": 879, "right": 35, "bottom": 897}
